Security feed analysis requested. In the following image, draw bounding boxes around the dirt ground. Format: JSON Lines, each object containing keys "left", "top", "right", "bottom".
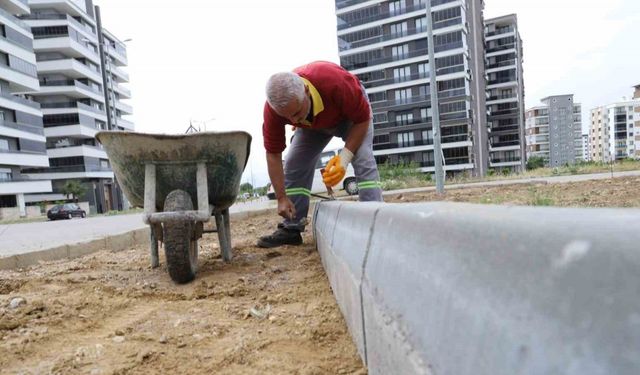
{"left": 386, "top": 176, "right": 640, "bottom": 207}
{"left": 0, "top": 214, "right": 365, "bottom": 375}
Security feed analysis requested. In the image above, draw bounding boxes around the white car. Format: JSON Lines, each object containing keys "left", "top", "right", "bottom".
{"left": 267, "top": 148, "right": 358, "bottom": 199}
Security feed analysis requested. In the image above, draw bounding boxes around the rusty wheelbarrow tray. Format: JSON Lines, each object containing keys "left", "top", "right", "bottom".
{"left": 96, "top": 131, "right": 251, "bottom": 283}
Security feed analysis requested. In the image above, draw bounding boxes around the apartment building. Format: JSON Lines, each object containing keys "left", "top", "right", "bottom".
{"left": 0, "top": 0, "right": 51, "bottom": 219}
{"left": 589, "top": 99, "right": 637, "bottom": 162}
{"left": 484, "top": 14, "right": 525, "bottom": 172}
{"left": 634, "top": 84, "right": 640, "bottom": 158}
{"left": 336, "top": 0, "right": 488, "bottom": 176}
{"left": 20, "top": 0, "right": 133, "bottom": 213}
{"left": 525, "top": 95, "right": 582, "bottom": 167}
{"left": 581, "top": 133, "right": 589, "bottom": 162}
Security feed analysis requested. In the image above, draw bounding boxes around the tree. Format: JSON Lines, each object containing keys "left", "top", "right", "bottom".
{"left": 239, "top": 182, "right": 253, "bottom": 194}
{"left": 526, "top": 156, "right": 545, "bottom": 170}
{"left": 61, "top": 180, "right": 87, "bottom": 203}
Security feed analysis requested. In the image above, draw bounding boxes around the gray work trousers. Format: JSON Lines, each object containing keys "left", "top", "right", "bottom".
{"left": 283, "top": 119, "right": 383, "bottom": 231}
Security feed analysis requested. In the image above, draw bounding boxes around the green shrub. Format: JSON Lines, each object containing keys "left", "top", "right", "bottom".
{"left": 526, "top": 156, "right": 545, "bottom": 170}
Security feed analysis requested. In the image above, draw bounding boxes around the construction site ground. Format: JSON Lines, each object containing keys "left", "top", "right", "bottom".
{"left": 1, "top": 175, "right": 638, "bottom": 374}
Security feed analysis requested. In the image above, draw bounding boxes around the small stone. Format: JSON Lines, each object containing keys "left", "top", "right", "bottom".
{"left": 8, "top": 297, "right": 26, "bottom": 309}
{"left": 112, "top": 336, "right": 125, "bottom": 343}
{"left": 177, "top": 342, "right": 186, "bottom": 348}
{"left": 114, "top": 329, "right": 125, "bottom": 336}
{"left": 192, "top": 334, "right": 203, "bottom": 341}
{"left": 159, "top": 335, "right": 168, "bottom": 344}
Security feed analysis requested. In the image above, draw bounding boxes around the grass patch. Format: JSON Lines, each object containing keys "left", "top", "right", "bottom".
{"left": 528, "top": 187, "right": 554, "bottom": 206}
{"left": 377, "top": 159, "right": 640, "bottom": 191}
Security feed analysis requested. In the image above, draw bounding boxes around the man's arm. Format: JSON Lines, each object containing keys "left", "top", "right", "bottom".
{"left": 344, "top": 119, "right": 370, "bottom": 154}
{"left": 266, "top": 152, "right": 295, "bottom": 219}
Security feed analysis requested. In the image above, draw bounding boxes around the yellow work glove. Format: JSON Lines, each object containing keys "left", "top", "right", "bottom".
{"left": 322, "top": 148, "right": 354, "bottom": 187}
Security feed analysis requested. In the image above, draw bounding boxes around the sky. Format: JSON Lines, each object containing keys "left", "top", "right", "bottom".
{"left": 96, "top": 0, "right": 640, "bottom": 187}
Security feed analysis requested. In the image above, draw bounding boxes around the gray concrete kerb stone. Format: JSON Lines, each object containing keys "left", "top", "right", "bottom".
{"left": 315, "top": 201, "right": 640, "bottom": 375}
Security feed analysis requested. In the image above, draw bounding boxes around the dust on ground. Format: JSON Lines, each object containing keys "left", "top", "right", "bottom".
{"left": 0, "top": 214, "right": 365, "bottom": 374}
{"left": 387, "top": 176, "right": 640, "bottom": 208}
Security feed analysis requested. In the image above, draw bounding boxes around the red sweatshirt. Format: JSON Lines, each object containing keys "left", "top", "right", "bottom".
{"left": 262, "top": 61, "right": 371, "bottom": 153}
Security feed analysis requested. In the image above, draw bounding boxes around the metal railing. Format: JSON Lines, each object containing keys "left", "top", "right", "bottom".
{"left": 337, "top": 2, "right": 426, "bottom": 31}
{"left": 486, "top": 25, "right": 515, "bottom": 37}
{"left": 0, "top": 91, "right": 40, "bottom": 109}
{"left": 0, "top": 120, "right": 44, "bottom": 135}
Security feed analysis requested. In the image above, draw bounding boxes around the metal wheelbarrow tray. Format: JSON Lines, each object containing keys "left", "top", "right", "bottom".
{"left": 96, "top": 131, "right": 252, "bottom": 283}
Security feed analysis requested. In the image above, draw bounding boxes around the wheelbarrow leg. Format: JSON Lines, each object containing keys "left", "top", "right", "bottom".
{"left": 144, "top": 163, "right": 159, "bottom": 268}
{"left": 150, "top": 227, "right": 159, "bottom": 268}
{"left": 215, "top": 210, "right": 232, "bottom": 262}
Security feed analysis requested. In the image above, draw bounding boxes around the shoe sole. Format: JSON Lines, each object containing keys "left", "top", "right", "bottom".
{"left": 256, "top": 239, "right": 303, "bottom": 248}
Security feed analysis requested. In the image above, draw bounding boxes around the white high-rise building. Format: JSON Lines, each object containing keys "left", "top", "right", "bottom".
{"left": 589, "top": 99, "right": 638, "bottom": 162}
{"left": 0, "top": 0, "right": 51, "bottom": 219}
{"left": 20, "top": 0, "right": 133, "bottom": 213}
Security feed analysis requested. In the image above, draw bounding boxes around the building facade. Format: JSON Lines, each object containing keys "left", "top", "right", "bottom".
{"left": 484, "top": 14, "right": 525, "bottom": 172}
{"left": 20, "top": 0, "right": 133, "bottom": 213}
{"left": 634, "top": 84, "right": 640, "bottom": 158}
{"left": 525, "top": 95, "right": 582, "bottom": 167}
{"left": 0, "top": 0, "right": 51, "bottom": 219}
{"left": 336, "top": 0, "right": 487, "bottom": 176}
{"left": 589, "top": 99, "right": 637, "bottom": 162}
{"left": 581, "top": 133, "right": 589, "bottom": 162}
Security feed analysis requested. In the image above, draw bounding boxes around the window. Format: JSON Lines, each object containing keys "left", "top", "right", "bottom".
{"left": 420, "top": 107, "right": 432, "bottom": 119}
{"left": 418, "top": 63, "right": 428, "bottom": 77}
{"left": 0, "top": 167, "right": 12, "bottom": 182}
{"left": 395, "top": 88, "right": 412, "bottom": 103}
{"left": 395, "top": 112, "right": 414, "bottom": 125}
{"left": 388, "top": 0, "right": 406, "bottom": 16}
{"left": 415, "top": 16, "right": 427, "bottom": 32}
{"left": 422, "top": 129, "right": 433, "bottom": 141}
{"left": 422, "top": 151, "right": 434, "bottom": 163}
{"left": 397, "top": 131, "right": 414, "bottom": 147}
{"left": 393, "top": 66, "right": 411, "bottom": 82}
{"left": 391, "top": 44, "right": 409, "bottom": 59}
{"left": 0, "top": 138, "right": 9, "bottom": 151}
{"left": 389, "top": 21, "right": 408, "bottom": 38}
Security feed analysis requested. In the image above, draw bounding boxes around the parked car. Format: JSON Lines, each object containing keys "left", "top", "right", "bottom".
{"left": 47, "top": 203, "right": 86, "bottom": 220}
{"left": 266, "top": 148, "right": 358, "bottom": 200}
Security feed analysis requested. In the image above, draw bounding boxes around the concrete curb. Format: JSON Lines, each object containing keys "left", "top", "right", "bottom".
{"left": 0, "top": 208, "right": 275, "bottom": 271}
{"left": 314, "top": 201, "right": 640, "bottom": 375}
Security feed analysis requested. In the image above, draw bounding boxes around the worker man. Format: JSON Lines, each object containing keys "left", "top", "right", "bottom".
{"left": 257, "top": 61, "right": 383, "bottom": 248}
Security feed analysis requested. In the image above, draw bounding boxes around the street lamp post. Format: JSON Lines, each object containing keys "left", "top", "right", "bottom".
{"left": 426, "top": 0, "right": 445, "bottom": 194}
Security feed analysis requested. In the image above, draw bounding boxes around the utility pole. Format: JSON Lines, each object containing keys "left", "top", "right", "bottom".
{"left": 426, "top": 0, "right": 445, "bottom": 194}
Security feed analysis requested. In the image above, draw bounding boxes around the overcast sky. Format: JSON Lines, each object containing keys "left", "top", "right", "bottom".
{"left": 97, "top": 0, "right": 640, "bottom": 187}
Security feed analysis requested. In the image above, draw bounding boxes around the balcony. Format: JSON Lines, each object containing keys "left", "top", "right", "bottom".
{"left": 490, "top": 157, "right": 521, "bottom": 163}
{"left": 362, "top": 72, "right": 430, "bottom": 89}
{"left": 486, "top": 43, "right": 516, "bottom": 54}
{"left": 487, "top": 77, "right": 517, "bottom": 86}
{"left": 39, "top": 79, "right": 103, "bottom": 97}
{"left": 36, "top": 58, "right": 102, "bottom": 82}
{"left": 0, "top": 91, "right": 41, "bottom": 110}
{"left": 486, "top": 60, "right": 516, "bottom": 70}
{"left": 489, "top": 108, "right": 519, "bottom": 117}
{"left": 371, "top": 94, "right": 431, "bottom": 111}
{"left": 373, "top": 138, "right": 434, "bottom": 151}
{"left": 0, "top": 149, "right": 49, "bottom": 167}
{"left": 340, "top": 27, "right": 424, "bottom": 52}
{"left": 0, "top": 0, "right": 30, "bottom": 18}
{"left": 343, "top": 47, "right": 430, "bottom": 71}
{"left": 0, "top": 119, "right": 44, "bottom": 136}
{"left": 490, "top": 124, "right": 520, "bottom": 133}
{"left": 21, "top": 164, "right": 112, "bottom": 174}
{"left": 486, "top": 26, "right": 515, "bottom": 38}
{"left": 490, "top": 140, "right": 520, "bottom": 148}
{"left": 337, "top": 2, "right": 426, "bottom": 31}
{"left": 486, "top": 93, "right": 517, "bottom": 102}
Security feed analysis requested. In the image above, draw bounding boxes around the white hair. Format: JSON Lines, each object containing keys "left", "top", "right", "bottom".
{"left": 265, "top": 72, "right": 305, "bottom": 112}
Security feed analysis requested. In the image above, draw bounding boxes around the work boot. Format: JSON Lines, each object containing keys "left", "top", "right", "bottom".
{"left": 257, "top": 223, "right": 302, "bottom": 248}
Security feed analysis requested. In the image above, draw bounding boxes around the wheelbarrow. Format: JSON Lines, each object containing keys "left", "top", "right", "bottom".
{"left": 96, "top": 131, "right": 251, "bottom": 283}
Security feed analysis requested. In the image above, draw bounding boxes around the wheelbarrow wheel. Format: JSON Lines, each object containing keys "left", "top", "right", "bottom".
{"left": 163, "top": 190, "right": 198, "bottom": 283}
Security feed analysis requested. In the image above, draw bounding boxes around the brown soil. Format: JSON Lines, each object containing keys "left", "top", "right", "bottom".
{"left": 0, "top": 214, "right": 365, "bottom": 374}
{"left": 387, "top": 176, "right": 640, "bottom": 208}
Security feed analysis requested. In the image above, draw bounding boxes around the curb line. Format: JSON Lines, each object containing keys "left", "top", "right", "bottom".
{"left": 0, "top": 208, "right": 275, "bottom": 271}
